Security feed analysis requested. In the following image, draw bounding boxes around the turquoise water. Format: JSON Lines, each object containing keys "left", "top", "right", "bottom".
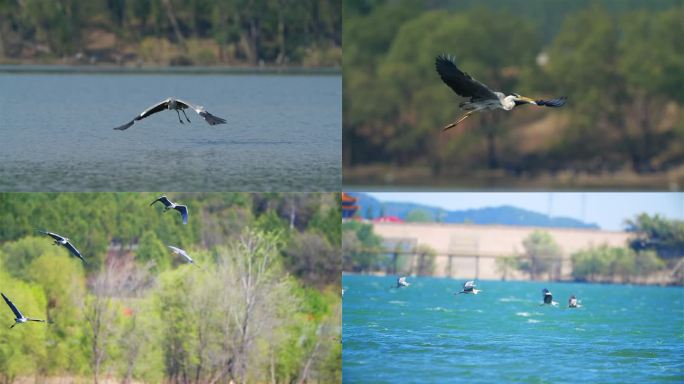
{"left": 343, "top": 274, "right": 684, "bottom": 383}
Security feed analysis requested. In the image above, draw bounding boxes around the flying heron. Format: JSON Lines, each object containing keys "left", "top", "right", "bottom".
{"left": 168, "top": 245, "right": 200, "bottom": 268}
{"left": 150, "top": 195, "right": 188, "bottom": 224}
{"left": 455, "top": 280, "right": 481, "bottom": 295}
{"left": 114, "top": 97, "right": 227, "bottom": 130}
{"left": 436, "top": 55, "right": 567, "bottom": 131}
{"left": 540, "top": 288, "right": 555, "bottom": 306}
{"left": 38, "top": 230, "right": 86, "bottom": 263}
{"left": 2, "top": 293, "right": 49, "bottom": 328}
{"left": 396, "top": 276, "right": 410, "bottom": 288}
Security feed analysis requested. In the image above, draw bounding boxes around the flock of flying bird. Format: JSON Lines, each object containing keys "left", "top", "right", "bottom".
{"left": 396, "top": 277, "right": 581, "bottom": 308}
{"left": 1, "top": 195, "right": 200, "bottom": 329}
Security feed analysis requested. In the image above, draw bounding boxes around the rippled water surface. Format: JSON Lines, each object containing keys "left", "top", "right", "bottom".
{"left": 0, "top": 73, "right": 340, "bottom": 191}
{"left": 343, "top": 275, "right": 684, "bottom": 383}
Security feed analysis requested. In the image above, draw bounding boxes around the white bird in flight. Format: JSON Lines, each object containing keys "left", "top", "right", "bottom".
{"left": 168, "top": 245, "right": 201, "bottom": 268}
{"left": 150, "top": 195, "right": 188, "bottom": 225}
{"left": 2, "top": 293, "right": 49, "bottom": 328}
{"left": 114, "top": 97, "right": 226, "bottom": 130}
{"left": 455, "top": 280, "right": 481, "bottom": 295}
{"left": 396, "top": 276, "right": 410, "bottom": 288}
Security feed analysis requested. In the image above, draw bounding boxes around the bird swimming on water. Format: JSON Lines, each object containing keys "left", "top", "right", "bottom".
{"left": 114, "top": 97, "right": 227, "bottom": 130}
{"left": 37, "top": 230, "right": 86, "bottom": 264}
{"left": 151, "top": 195, "right": 188, "bottom": 225}
{"left": 396, "top": 276, "right": 410, "bottom": 288}
{"left": 2, "top": 293, "right": 49, "bottom": 329}
{"left": 435, "top": 54, "right": 567, "bottom": 131}
{"left": 540, "top": 288, "right": 555, "bottom": 306}
{"left": 455, "top": 280, "right": 481, "bottom": 295}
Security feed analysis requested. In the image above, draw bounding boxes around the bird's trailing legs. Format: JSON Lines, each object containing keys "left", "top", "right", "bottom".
{"left": 443, "top": 111, "right": 474, "bottom": 132}
{"left": 176, "top": 110, "right": 184, "bottom": 124}
{"left": 181, "top": 109, "right": 191, "bottom": 123}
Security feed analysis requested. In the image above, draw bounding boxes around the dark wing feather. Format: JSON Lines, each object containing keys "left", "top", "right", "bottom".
{"left": 151, "top": 196, "right": 171, "bottom": 207}
{"left": 175, "top": 205, "right": 188, "bottom": 224}
{"left": 436, "top": 55, "right": 498, "bottom": 101}
{"left": 64, "top": 242, "right": 85, "bottom": 263}
{"left": 1, "top": 293, "right": 23, "bottom": 319}
{"left": 138, "top": 100, "right": 170, "bottom": 119}
{"left": 535, "top": 96, "right": 567, "bottom": 107}
{"left": 114, "top": 100, "right": 169, "bottom": 130}
{"left": 199, "top": 111, "right": 227, "bottom": 125}
{"left": 40, "top": 231, "right": 64, "bottom": 241}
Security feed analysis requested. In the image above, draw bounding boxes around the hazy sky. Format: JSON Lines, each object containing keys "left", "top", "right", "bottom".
{"left": 365, "top": 192, "right": 683, "bottom": 231}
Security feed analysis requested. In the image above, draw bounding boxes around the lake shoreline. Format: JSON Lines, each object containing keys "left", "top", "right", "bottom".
{"left": 342, "top": 272, "right": 683, "bottom": 287}
{"left": 0, "top": 64, "right": 341, "bottom": 75}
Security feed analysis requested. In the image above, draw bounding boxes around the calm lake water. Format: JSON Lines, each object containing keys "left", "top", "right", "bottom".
{"left": 0, "top": 73, "right": 340, "bottom": 191}
{"left": 343, "top": 274, "right": 684, "bottom": 383}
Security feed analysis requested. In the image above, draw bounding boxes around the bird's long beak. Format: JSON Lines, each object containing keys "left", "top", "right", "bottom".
{"left": 516, "top": 95, "right": 537, "bottom": 105}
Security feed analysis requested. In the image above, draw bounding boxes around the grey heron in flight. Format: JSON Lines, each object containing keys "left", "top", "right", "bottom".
{"left": 2, "top": 293, "right": 49, "bottom": 328}
{"left": 436, "top": 55, "right": 567, "bottom": 131}
{"left": 38, "top": 230, "right": 86, "bottom": 263}
{"left": 150, "top": 195, "right": 188, "bottom": 224}
{"left": 168, "top": 245, "right": 200, "bottom": 268}
{"left": 455, "top": 280, "right": 481, "bottom": 295}
{"left": 396, "top": 276, "right": 410, "bottom": 288}
{"left": 114, "top": 97, "right": 227, "bottom": 130}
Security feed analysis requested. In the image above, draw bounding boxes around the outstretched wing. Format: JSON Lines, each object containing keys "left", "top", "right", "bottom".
{"left": 174, "top": 205, "right": 188, "bottom": 224}
{"left": 1, "top": 293, "right": 23, "bottom": 319}
{"left": 464, "top": 281, "right": 475, "bottom": 290}
{"left": 114, "top": 99, "right": 169, "bottom": 130}
{"left": 39, "top": 230, "right": 64, "bottom": 242}
{"left": 535, "top": 96, "right": 567, "bottom": 107}
{"left": 436, "top": 55, "right": 498, "bottom": 101}
{"left": 64, "top": 241, "right": 85, "bottom": 263}
{"left": 150, "top": 195, "right": 171, "bottom": 207}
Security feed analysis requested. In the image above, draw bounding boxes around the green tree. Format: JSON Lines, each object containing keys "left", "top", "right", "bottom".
{"left": 518, "top": 231, "right": 562, "bottom": 280}
{"left": 136, "top": 230, "right": 170, "bottom": 272}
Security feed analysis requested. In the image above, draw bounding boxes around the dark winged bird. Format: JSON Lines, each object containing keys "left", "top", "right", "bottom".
{"left": 114, "top": 97, "right": 227, "bottom": 130}
{"left": 38, "top": 230, "right": 86, "bottom": 263}
{"left": 541, "top": 288, "right": 554, "bottom": 306}
{"left": 168, "top": 245, "right": 201, "bottom": 268}
{"left": 435, "top": 55, "right": 567, "bottom": 131}
{"left": 2, "top": 293, "right": 49, "bottom": 328}
{"left": 151, "top": 195, "right": 188, "bottom": 224}
{"left": 396, "top": 276, "right": 410, "bottom": 288}
{"left": 455, "top": 280, "right": 481, "bottom": 295}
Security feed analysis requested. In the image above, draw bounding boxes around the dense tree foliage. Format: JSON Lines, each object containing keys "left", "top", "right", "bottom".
{"left": 0, "top": 0, "right": 341, "bottom": 66}
{"left": 343, "top": 1, "right": 684, "bottom": 187}
{"left": 0, "top": 192, "right": 340, "bottom": 383}
{"left": 626, "top": 214, "right": 684, "bottom": 261}
{"left": 571, "top": 245, "right": 664, "bottom": 283}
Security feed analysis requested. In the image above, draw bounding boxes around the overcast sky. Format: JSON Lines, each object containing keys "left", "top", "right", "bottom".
{"left": 365, "top": 192, "right": 683, "bottom": 231}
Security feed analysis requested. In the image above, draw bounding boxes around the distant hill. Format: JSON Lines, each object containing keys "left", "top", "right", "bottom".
{"left": 351, "top": 193, "right": 599, "bottom": 229}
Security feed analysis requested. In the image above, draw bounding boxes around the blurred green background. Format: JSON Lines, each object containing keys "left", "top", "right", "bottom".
{"left": 0, "top": 0, "right": 341, "bottom": 67}
{"left": 343, "top": 0, "right": 684, "bottom": 189}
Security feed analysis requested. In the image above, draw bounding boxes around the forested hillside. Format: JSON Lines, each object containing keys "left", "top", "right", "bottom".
{"left": 0, "top": 0, "right": 341, "bottom": 67}
{"left": 0, "top": 192, "right": 341, "bottom": 383}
